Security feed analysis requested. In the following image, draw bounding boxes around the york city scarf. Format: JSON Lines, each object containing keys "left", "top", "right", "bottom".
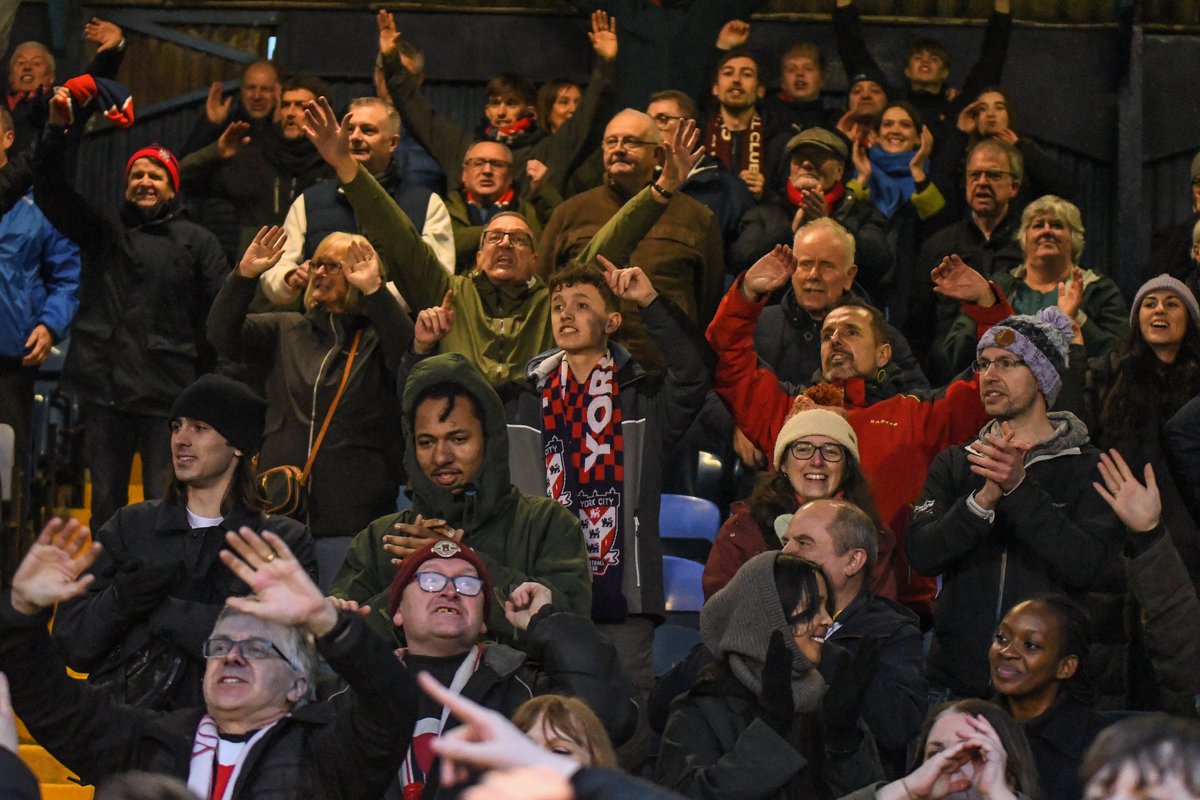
{"left": 703, "top": 111, "right": 764, "bottom": 175}
{"left": 542, "top": 352, "right": 626, "bottom": 621}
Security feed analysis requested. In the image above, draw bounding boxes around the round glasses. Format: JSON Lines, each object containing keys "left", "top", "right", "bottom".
{"left": 415, "top": 571, "right": 485, "bottom": 596}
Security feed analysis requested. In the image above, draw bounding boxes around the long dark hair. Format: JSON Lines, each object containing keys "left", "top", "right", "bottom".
{"left": 164, "top": 455, "right": 268, "bottom": 516}
{"left": 747, "top": 451, "right": 884, "bottom": 549}
{"left": 915, "top": 699, "right": 1043, "bottom": 800}
{"left": 1099, "top": 303, "right": 1200, "bottom": 453}
{"left": 774, "top": 553, "right": 834, "bottom": 628}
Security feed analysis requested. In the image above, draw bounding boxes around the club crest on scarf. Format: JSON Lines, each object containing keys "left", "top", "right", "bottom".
{"left": 580, "top": 488, "right": 621, "bottom": 575}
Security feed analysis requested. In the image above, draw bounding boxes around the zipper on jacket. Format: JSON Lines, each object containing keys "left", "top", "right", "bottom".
{"left": 633, "top": 515, "right": 641, "bottom": 587}
{"left": 308, "top": 316, "right": 342, "bottom": 457}
{"left": 994, "top": 546, "right": 1009, "bottom": 629}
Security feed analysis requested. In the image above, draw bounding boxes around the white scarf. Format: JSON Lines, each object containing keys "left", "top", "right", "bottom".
{"left": 188, "top": 714, "right": 275, "bottom": 800}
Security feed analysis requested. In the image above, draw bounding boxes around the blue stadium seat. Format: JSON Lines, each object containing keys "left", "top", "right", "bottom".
{"left": 314, "top": 536, "right": 353, "bottom": 594}
{"left": 663, "top": 555, "right": 705, "bottom": 613}
{"left": 653, "top": 623, "right": 703, "bottom": 677}
{"left": 660, "top": 494, "right": 721, "bottom": 562}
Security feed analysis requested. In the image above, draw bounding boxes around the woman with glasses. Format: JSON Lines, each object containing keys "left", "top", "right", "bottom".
{"left": 935, "top": 195, "right": 1128, "bottom": 383}
{"left": 704, "top": 403, "right": 890, "bottom": 600}
{"left": 658, "top": 551, "right": 884, "bottom": 799}
{"left": 208, "top": 226, "right": 414, "bottom": 540}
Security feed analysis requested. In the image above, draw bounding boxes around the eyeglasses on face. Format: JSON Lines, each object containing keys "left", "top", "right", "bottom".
{"left": 651, "top": 113, "right": 684, "bottom": 128}
{"left": 973, "top": 356, "right": 1027, "bottom": 373}
{"left": 415, "top": 571, "right": 485, "bottom": 596}
{"left": 464, "top": 157, "right": 511, "bottom": 171}
{"left": 966, "top": 169, "right": 1013, "bottom": 184}
{"left": 203, "top": 636, "right": 297, "bottom": 669}
{"left": 602, "top": 136, "right": 654, "bottom": 150}
{"left": 788, "top": 441, "right": 846, "bottom": 462}
{"left": 311, "top": 261, "right": 343, "bottom": 275}
{"left": 480, "top": 229, "right": 534, "bottom": 249}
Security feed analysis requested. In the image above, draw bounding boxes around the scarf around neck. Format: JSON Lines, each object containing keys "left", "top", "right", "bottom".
{"left": 704, "top": 111, "right": 764, "bottom": 175}
{"left": 862, "top": 144, "right": 924, "bottom": 220}
{"left": 541, "top": 352, "right": 627, "bottom": 621}
{"left": 189, "top": 715, "right": 274, "bottom": 800}
{"left": 786, "top": 179, "right": 845, "bottom": 217}
{"left": 485, "top": 114, "right": 537, "bottom": 146}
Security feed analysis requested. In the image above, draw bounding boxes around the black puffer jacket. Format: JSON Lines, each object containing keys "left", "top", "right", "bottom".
{"left": 33, "top": 127, "right": 228, "bottom": 417}
{"left": 207, "top": 272, "right": 413, "bottom": 538}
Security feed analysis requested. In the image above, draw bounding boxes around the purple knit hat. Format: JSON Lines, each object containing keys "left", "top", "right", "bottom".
{"left": 977, "top": 307, "right": 1073, "bottom": 406}
{"left": 1129, "top": 274, "right": 1200, "bottom": 330}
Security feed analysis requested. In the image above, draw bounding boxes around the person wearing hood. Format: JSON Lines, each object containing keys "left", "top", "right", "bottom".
{"left": 331, "top": 352, "right": 590, "bottom": 647}
{"left": 656, "top": 551, "right": 884, "bottom": 799}
{"left": 180, "top": 75, "right": 333, "bottom": 260}
{"left": 707, "top": 244, "right": 1013, "bottom": 620}
{"left": 207, "top": 226, "right": 411, "bottom": 540}
{"left": 33, "top": 95, "right": 228, "bottom": 532}
{"left": 907, "top": 308, "right": 1126, "bottom": 703}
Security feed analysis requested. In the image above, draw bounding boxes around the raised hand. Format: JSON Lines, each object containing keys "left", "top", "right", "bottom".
{"left": 851, "top": 138, "right": 871, "bottom": 183}
{"left": 588, "top": 10, "right": 618, "bottom": 61}
{"left": 733, "top": 427, "right": 767, "bottom": 470}
{"left": 343, "top": 238, "right": 383, "bottom": 295}
{"left": 504, "top": 582, "right": 552, "bottom": 631}
{"left": 956, "top": 99, "right": 982, "bottom": 135}
{"left": 716, "top": 19, "right": 750, "bottom": 50}
{"left": 968, "top": 425, "right": 1029, "bottom": 508}
{"left": 791, "top": 185, "right": 827, "bottom": 232}
{"left": 742, "top": 244, "right": 796, "bottom": 302}
{"left": 205, "top": 81, "right": 233, "bottom": 126}
{"left": 377, "top": 9, "right": 401, "bottom": 56}
{"left": 10, "top": 518, "right": 100, "bottom": 615}
{"left": 414, "top": 290, "right": 456, "bottom": 353}
{"left": 303, "top": 97, "right": 356, "bottom": 181}
{"left": 285, "top": 260, "right": 312, "bottom": 291}
{"left": 383, "top": 515, "right": 460, "bottom": 565}
{"left": 910, "top": 125, "right": 934, "bottom": 182}
{"left": 1056, "top": 266, "right": 1084, "bottom": 321}
{"left": 1094, "top": 449, "right": 1161, "bottom": 533}
{"left": 890, "top": 740, "right": 974, "bottom": 799}
{"left": 84, "top": 18, "right": 123, "bottom": 52}
{"left": 220, "top": 528, "right": 337, "bottom": 636}
{"left": 930, "top": 254, "right": 993, "bottom": 307}
{"left": 238, "top": 225, "right": 288, "bottom": 278}
{"left": 993, "top": 127, "right": 1020, "bottom": 146}
{"left": 217, "top": 120, "right": 252, "bottom": 159}
{"left": 328, "top": 596, "right": 373, "bottom": 618}
{"left": 657, "top": 117, "right": 703, "bottom": 196}
{"left": 598, "top": 255, "right": 657, "bottom": 308}
{"left": 526, "top": 159, "right": 548, "bottom": 194}
{"left": 48, "top": 86, "right": 71, "bottom": 127}
{"left": 961, "top": 714, "right": 1018, "bottom": 800}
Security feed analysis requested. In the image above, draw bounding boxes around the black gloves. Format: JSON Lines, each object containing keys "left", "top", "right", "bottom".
{"left": 755, "top": 630, "right": 796, "bottom": 737}
{"left": 113, "top": 558, "right": 181, "bottom": 619}
{"left": 820, "top": 636, "right": 882, "bottom": 753}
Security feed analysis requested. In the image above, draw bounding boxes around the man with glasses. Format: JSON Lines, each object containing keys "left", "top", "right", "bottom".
{"left": 539, "top": 109, "right": 723, "bottom": 373}
{"left": 51, "top": 374, "right": 315, "bottom": 711}
{"left": 908, "top": 308, "right": 1124, "bottom": 703}
{"left": 258, "top": 96, "right": 453, "bottom": 307}
{"left": 376, "top": 537, "right": 633, "bottom": 797}
{"left": 1, "top": 521, "right": 414, "bottom": 799}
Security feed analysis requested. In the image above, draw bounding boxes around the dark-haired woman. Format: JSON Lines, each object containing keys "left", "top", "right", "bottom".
{"left": 657, "top": 552, "right": 883, "bottom": 799}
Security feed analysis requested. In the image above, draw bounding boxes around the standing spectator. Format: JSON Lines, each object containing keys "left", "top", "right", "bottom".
{"left": 208, "top": 228, "right": 411, "bottom": 540}
{"left": 704, "top": 49, "right": 769, "bottom": 200}
{"left": 0, "top": 106, "right": 79, "bottom": 535}
{"left": 538, "top": 78, "right": 583, "bottom": 136}
{"left": 259, "top": 95, "right": 454, "bottom": 305}
{"left": 760, "top": 41, "right": 839, "bottom": 133}
{"left": 52, "top": 375, "right": 315, "bottom": 710}
{"left": 179, "top": 75, "right": 332, "bottom": 259}
{"left": 179, "top": 60, "right": 279, "bottom": 158}
{"left": 35, "top": 93, "right": 227, "bottom": 531}
{"left": 371, "top": 39, "right": 446, "bottom": 194}
{"left": 907, "top": 308, "right": 1125, "bottom": 702}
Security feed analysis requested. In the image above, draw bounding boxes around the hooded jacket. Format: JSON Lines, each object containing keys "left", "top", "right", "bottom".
{"left": 331, "top": 353, "right": 590, "bottom": 645}
{"left": 907, "top": 413, "right": 1126, "bottom": 699}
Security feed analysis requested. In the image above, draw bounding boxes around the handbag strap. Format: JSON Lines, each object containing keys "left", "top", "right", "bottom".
{"left": 300, "top": 328, "right": 362, "bottom": 481}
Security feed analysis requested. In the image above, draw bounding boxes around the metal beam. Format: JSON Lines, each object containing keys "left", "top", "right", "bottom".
{"left": 100, "top": 10, "right": 263, "bottom": 63}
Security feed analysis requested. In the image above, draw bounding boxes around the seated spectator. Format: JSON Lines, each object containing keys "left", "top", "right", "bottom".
{"left": 656, "top": 552, "right": 883, "bottom": 797}
{"left": 179, "top": 75, "right": 332, "bottom": 257}
{"left": 378, "top": 539, "right": 634, "bottom": 796}
{"left": 1094, "top": 276, "right": 1200, "bottom": 593}
{"left": 847, "top": 101, "right": 947, "bottom": 326}
{"left": 35, "top": 95, "right": 228, "bottom": 531}
{"left": 991, "top": 595, "right": 1107, "bottom": 800}
{"left": 181, "top": 60, "right": 279, "bottom": 158}
{"left": 52, "top": 374, "right": 315, "bottom": 710}
{"left": 934, "top": 195, "right": 1129, "bottom": 382}
{"left": 704, "top": 404, "right": 888, "bottom": 598}
{"left": 1143, "top": 151, "right": 1200, "bottom": 285}
{"left": 377, "top": 10, "right": 615, "bottom": 199}
{"left": 731, "top": 129, "right": 892, "bottom": 303}
{"left": 708, "top": 246, "right": 1012, "bottom": 617}
{"left": 512, "top": 695, "right": 618, "bottom": 767}
{"left": 908, "top": 309, "right": 1125, "bottom": 703}
{"left": 1, "top": 521, "right": 417, "bottom": 799}
{"left": 760, "top": 41, "right": 840, "bottom": 133}
{"left": 207, "top": 228, "right": 411, "bottom": 540}
{"left": 331, "top": 353, "right": 591, "bottom": 645}
{"left": 951, "top": 88, "right": 1074, "bottom": 217}
{"left": 1082, "top": 715, "right": 1200, "bottom": 800}
{"left": 260, "top": 96, "right": 453, "bottom": 306}
{"left": 909, "top": 138, "right": 1026, "bottom": 363}
{"left": 839, "top": 698, "right": 1040, "bottom": 800}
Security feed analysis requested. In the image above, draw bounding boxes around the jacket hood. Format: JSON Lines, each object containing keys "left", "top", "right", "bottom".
{"left": 524, "top": 342, "right": 640, "bottom": 388}
{"left": 974, "top": 410, "right": 1090, "bottom": 462}
{"left": 401, "top": 353, "right": 514, "bottom": 525}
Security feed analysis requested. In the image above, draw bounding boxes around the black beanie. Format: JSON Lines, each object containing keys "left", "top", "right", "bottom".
{"left": 169, "top": 375, "right": 267, "bottom": 455}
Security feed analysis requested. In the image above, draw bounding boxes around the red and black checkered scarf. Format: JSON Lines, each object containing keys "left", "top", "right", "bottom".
{"left": 542, "top": 353, "right": 627, "bottom": 621}
{"left": 703, "top": 111, "right": 764, "bottom": 175}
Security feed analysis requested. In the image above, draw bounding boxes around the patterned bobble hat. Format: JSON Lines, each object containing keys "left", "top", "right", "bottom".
{"left": 977, "top": 307, "right": 1074, "bottom": 406}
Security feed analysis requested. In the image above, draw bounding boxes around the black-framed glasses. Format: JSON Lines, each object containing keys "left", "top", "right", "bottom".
{"left": 601, "top": 136, "right": 654, "bottom": 150}
{"left": 463, "top": 157, "right": 511, "bottom": 171}
{"left": 651, "top": 113, "right": 685, "bottom": 128}
{"left": 416, "top": 571, "right": 485, "bottom": 596}
{"left": 788, "top": 441, "right": 845, "bottom": 462}
{"left": 203, "top": 637, "right": 297, "bottom": 670}
{"left": 973, "top": 356, "right": 1026, "bottom": 373}
{"left": 480, "top": 229, "right": 534, "bottom": 249}
{"left": 311, "top": 261, "right": 344, "bottom": 275}
{"left": 966, "top": 169, "right": 1014, "bottom": 184}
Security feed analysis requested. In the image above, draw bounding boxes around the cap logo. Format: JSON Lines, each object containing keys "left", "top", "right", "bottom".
{"left": 431, "top": 540, "right": 461, "bottom": 558}
{"left": 994, "top": 328, "right": 1016, "bottom": 347}
{"left": 158, "top": 148, "right": 171, "bottom": 163}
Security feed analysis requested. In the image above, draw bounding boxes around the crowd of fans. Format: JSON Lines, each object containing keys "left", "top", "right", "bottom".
{"left": 2, "top": 2, "right": 1200, "bottom": 799}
